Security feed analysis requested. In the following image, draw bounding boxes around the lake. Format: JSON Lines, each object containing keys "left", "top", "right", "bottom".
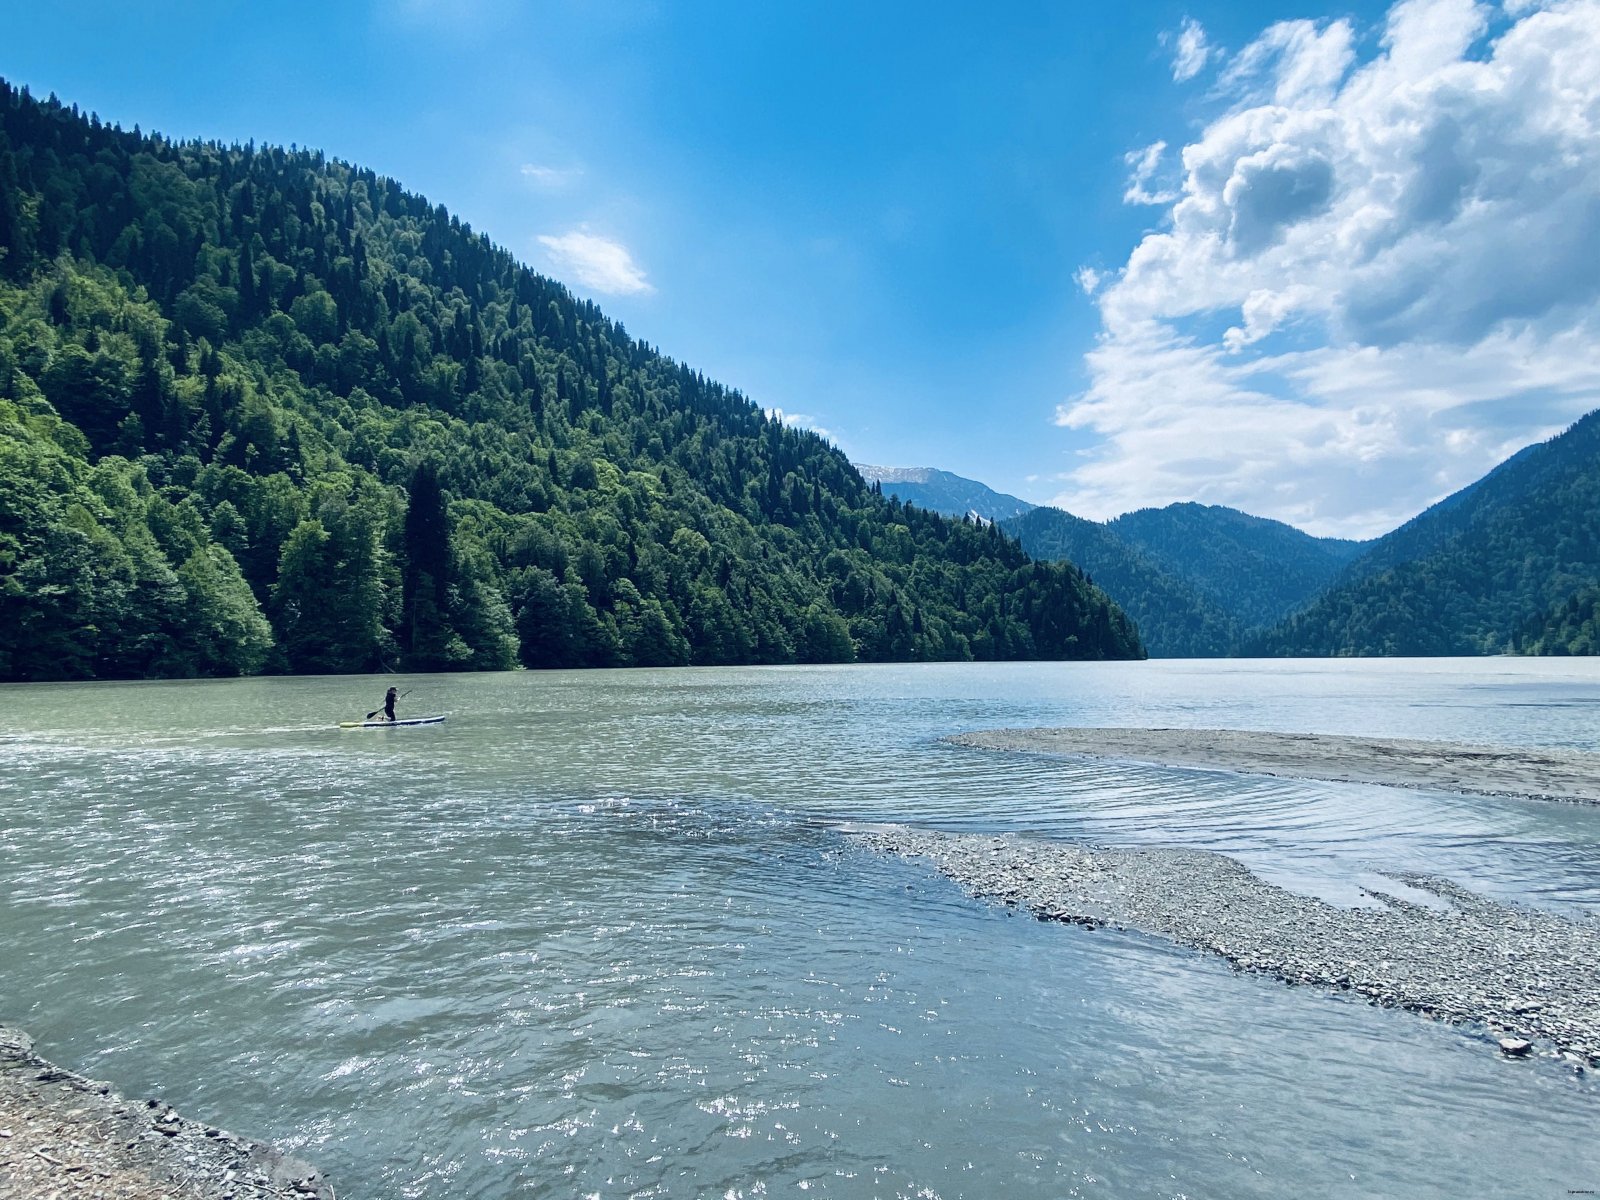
{"left": 3, "top": 659, "right": 1599, "bottom": 1198}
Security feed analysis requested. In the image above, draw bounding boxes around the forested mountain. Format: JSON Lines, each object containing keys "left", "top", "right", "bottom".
{"left": 1108, "top": 503, "right": 1366, "bottom": 631}
{"left": 0, "top": 79, "right": 1142, "bottom": 681}
{"left": 1256, "top": 412, "right": 1600, "bottom": 656}
{"left": 853, "top": 465, "right": 1036, "bottom": 523}
{"left": 1516, "top": 585, "right": 1600, "bottom": 656}
{"left": 1005, "top": 507, "right": 1240, "bottom": 657}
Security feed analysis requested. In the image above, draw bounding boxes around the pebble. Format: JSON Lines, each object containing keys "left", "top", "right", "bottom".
{"left": 852, "top": 827, "right": 1600, "bottom": 1066}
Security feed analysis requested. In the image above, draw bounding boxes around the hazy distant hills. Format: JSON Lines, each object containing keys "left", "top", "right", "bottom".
{"left": 893, "top": 422, "right": 1600, "bottom": 659}
{"left": 851, "top": 463, "right": 1379, "bottom": 655}
{"left": 1256, "top": 411, "right": 1600, "bottom": 656}
{"left": 1004, "top": 501, "right": 1361, "bottom": 656}
{"left": 853, "top": 465, "right": 1036, "bottom": 522}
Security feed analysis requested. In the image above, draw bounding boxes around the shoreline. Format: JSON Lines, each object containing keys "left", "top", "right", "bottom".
{"left": 947, "top": 727, "right": 1600, "bottom": 805}
{"left": 0, "top": 1024, "right": 332, "bottom": 1200}
{"left": 893, "top": 727, "right": 1600, "bottom": 1061}
{"left": 850, "top": 825, "right": 1600, "bottom": 1067}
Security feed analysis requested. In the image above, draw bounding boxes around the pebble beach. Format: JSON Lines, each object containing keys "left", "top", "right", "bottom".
{"left": 854, "top": 726, "right": 1600, "bottom": 1065}
{"left": 0, "top": 1026, "right": 332, "bottom": 1200}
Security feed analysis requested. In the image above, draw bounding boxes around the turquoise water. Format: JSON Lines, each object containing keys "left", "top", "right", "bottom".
{"left": 3, "top": 660, "right": 1599, "bottom": 1198}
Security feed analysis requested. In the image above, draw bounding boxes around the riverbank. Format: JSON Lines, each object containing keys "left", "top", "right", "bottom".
{"left": 948, "top": 727, "right": 1600, "bottom": 804}
{"left": 0, "top": 1025, "right": 332, "bottom": 1200}
{"left": 851, "top": 825, "right": 1600, "bottom": 1066}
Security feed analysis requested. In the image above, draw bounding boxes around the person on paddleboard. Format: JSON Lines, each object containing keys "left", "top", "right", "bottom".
{"left": 381, "top": 686, "right": 398, "bottom": 722}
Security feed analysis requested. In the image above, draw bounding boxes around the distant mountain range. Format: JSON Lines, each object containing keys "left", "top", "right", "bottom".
{"left": 853, "top": 465, "right": 1036, "bottom": 522}
{"left": 1255, "top": 411, "right": 1600, "bottom": 656}
{"left": 869, "top": 415, "right": 1600, "bottom": 658}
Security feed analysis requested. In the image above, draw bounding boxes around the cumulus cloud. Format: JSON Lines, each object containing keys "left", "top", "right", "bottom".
{"left": 1168, "top": 17, "right": 1212, "bottom": 82}
{"left": 1059, "top": 0, "right": 1600, "bottom": 538}
{"left": 536, "top": 230, "right": 653, "bottom": 296}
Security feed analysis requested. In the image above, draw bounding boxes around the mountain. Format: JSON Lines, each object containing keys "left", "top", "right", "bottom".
{"left": 1005, "top": 507, "right": 1241, "bottom": 657}
{"left": 1005, "top": 500, "right": 1365, "bottom": 656}
{"left": 0, "top": 79, "right": 1142, "bottom": 681}
{"left": 1257, "top": 411, "right": 1600, "bottom": 656}
{"left": 854, "top": 464, "right": 1036, "bottom": 523}
{"left": 1516, "top": 584, "right": 1600, "bottom": 656}
{"left": 1108, "top": 503, "right": 1366, "bottom": 631}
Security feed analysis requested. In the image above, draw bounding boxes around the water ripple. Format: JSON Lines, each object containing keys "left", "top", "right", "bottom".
{"left": 3, "top": 662, "right": 1599, "bottom": 1198}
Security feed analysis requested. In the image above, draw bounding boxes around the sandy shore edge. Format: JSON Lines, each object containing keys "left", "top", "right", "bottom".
{"left": 851, "top": 826, "right": 1600, "bottom": 1067}
{"left": 0, "top": 1024, "right": 333, "bottom": 1200}
{"left": 948, "top": 727, "right": 1600, "bottom": 805}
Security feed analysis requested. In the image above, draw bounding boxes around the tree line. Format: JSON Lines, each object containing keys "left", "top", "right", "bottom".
{"left": 0, "top": 79, "right": 1142, "bottom": 680}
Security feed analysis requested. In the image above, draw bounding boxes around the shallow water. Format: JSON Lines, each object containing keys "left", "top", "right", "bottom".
{"left": 3, "top": 659, "right": 1599, "bottom": 1198}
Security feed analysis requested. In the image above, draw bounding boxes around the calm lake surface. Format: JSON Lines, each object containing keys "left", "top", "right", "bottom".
{"left": 3, "top": 658, "right": 1599, "bottom": 1198}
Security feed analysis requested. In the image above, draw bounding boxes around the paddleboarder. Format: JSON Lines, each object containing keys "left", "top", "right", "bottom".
{"left": 358, "top": 685, "right": 413, "bottom": 723}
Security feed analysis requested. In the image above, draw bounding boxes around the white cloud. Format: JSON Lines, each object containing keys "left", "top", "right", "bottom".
{"left": 1059, "top": 0, "right": 1600, "bottom": 538}
{"left": 1074, "top": 266, "right": 1104, "bottom": 295}
{"left": 536, "top": 229, "right": 654, "bottom": 296}
{"left": 1217, "top": 16, "right": 1356, "bottom": 107}
{"left": 766, "top": 407, "right": 834, "bottom": 443}
{"left": 1123, "top": 141, "right": 1178, "bottom": 205}
{"left": 520, "top": 162, "right": 584, "bottom": 189}
{"left": 1169, "top": 17, "right": 1212, "bottom": 82}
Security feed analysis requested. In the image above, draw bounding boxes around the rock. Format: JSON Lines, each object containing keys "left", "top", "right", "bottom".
{"left": 1498, "top": 1038, "right": 1534, "bottom": 1057}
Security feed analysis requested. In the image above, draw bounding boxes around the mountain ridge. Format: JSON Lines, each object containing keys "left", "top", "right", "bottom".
{"left": 853, "top": 463, "right": 1036, "bottom": 523}
{"left": 0, "top": 78, "right": 1144, "bottom": 680}
{"left": 1256, "top": 411, "right": 1600, "bottom": 656}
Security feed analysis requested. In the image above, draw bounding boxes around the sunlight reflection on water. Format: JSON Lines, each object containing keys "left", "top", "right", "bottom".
{"left": 3, "top": 660, "right": 1599, "bottom": 1198}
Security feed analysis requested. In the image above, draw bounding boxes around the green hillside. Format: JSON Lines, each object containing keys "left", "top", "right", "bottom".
{"left": 1256, "top": 412, "right": 1600, "bottom": 656}
{"left": 0, "top": 80, "right": 1142, "bottom": 681}
{"left": 1109, "top": 502, "right": 1365, "bottom": 631}
{"left": 1005, "top": 507, "right": 1240, "bottom": 657}
{"left": 1516, "top": 585, "right": 1600, "bottom": 656}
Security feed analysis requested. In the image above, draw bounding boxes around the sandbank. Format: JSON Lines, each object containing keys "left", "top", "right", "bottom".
{"left": 948, "top": 727, "right": 1600, "bottom": 805}
{"left": 852, "top": 827, "right": 1600, "bottom": 1065}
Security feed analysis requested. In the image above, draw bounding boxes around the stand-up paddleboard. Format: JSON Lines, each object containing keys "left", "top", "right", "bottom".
{"left": 338, "top": 715, "right": 447, "bottom": 728}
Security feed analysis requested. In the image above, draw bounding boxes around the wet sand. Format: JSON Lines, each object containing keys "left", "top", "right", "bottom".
{"left": 948, "top": 727, "right": 1600, "bottom": 805}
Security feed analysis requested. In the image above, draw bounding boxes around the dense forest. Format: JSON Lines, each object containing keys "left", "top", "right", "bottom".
{"left": 1005, "top": 507, "right": 1240, "bottom": 657}
{"left": 1004, "top": 501, "right": 1365, "bottom": 658}
{"left": 0, "top": 80, "right": 1142, "bottom": 681}
{"left": 1516, "top": 586, "right": 1600, "bottom": 656}
{"left": 1255, "top": 412, "right": 1600, "bottom": 656}
{"left": 1107, "top": 503, "right": 1364, "bottom": 633}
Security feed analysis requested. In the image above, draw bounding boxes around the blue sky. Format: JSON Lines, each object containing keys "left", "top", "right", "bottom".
{"left": 5, "top": 0, "right": 1598, "bottom": 538}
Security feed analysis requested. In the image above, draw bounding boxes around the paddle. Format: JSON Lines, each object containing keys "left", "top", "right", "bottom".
{"left": 364, "top": 689, "right": 413, "bottom": 720}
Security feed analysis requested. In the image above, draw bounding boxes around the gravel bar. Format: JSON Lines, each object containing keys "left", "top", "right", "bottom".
{"left": 851, "top": 826, "right": 1600, "bottom": 1066}
{"left": 948, "top": 727, "right": 1600, "bottom": 805}
{"left": 0, "top": 1024, "right": 333, "bottom": 1200}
